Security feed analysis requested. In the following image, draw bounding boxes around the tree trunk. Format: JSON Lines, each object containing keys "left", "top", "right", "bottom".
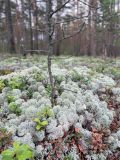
{"left": 87, "top": 0, "right": 92, "bottom": 56}
{"left": 28, "top": 0, "right": 33, "bottom": 54}
{"left": 33, "top": 0, "right": 39, "bottom": 50}
{"left": 55, "top": 0, "right": 62, "bottom": 56}
{"left": 46, "top": 0, "right": 55, "bottom": 107}
{"left": 35, "top": 0, "right": 39, "bottom": 50}
{"left": 20, "top": 0, "right": 27, "bottom": 53}
{"left": 91, "top": 0, "right": 97, "bottom": 56}
{"left": 5, "top": 0, "right": 16, "bottom": 53}
{"left": 88, "top": 0, "right": 97, "bottom": 56}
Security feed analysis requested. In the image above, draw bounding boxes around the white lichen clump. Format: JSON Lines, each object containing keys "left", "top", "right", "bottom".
{"left": 0, "top": 58, "right": 119, "bottom": 160}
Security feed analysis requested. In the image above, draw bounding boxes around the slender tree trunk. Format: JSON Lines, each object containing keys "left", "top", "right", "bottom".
{"left": 55, "top": 0, "right": 62, "bottom": 56}
{"left": 28, "top": 0, "right": 34, "bottom": 54}
{"left": 87, "top": 0, "right": 92, "bottom": 56}
{"left": 46, "top": 0, "right": 55, "bottom": 107}
{"left": 5, "top": 0, "right": 16, "bottom": 53}
{"left": 33, "top": 0, "right": 39, "bottom": 50}
{"left": 20, "top": 0, "right": 27, "bottom": 52}
{"left": 15, "top": 0, "right": 21, "bottom": 53}
{"left": 91, "top": 0, "right": 97, "bottom": 56}
{"left": 35, "top": 0, "right": 39, "bottom": 50}
{"left": 87, "top": 0, "right": 97, "bottom": 56}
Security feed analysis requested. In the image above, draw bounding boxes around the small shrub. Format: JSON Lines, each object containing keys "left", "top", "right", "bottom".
{"left": 71, "top": 71, "right": 82, "bottom": 82}
{"left": 0, "top": 80, "right": 5, "bottom": 92}
{"left": 7, "top": 95, "right": 15, "bottom": 103}
{"left": 34, "top": 107, "right": 53, "bottom": 131}
{"left": 55, "top": 79, "right": 63, "bottom": 95}
{"left": 27, "top": 88, "right": 33, "bottom": 99}
{"left": 8, "top": 76, "right": 26, "bottom": 90}
{"left": 34, "top": 118, "right": 48, "bottom": 131}
{"left": 96, "top": 64, "right": 105, "bottom": 73}
{"left": 64, "top": 155, "right": 73, "bottom": 160}
{"left": 111, "top": 68, "right": 120, "bottom": 79}
{"left": 71, "top": 71, "right": 91, "bottom": 85}
{"left": 37, "top": 106, "right": 53, "bottom": 119}
{"left": 8, "top": 102, "right": 21, "bottom": 116}
{"left": 34, "top": 72, "right": 44, "bottom": 82}
{"left": 1, "top": 141, "right": 34, "bottom": 160}
{"left": 45, "top": 84, "right": 52, "bottom": 96}
{"left": 54, "top": 76, "right": 64, "bottom": 85}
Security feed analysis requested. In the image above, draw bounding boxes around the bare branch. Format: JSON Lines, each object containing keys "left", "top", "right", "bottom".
{"left": 52, "top": 21, "right": 85, "bottom": 44}
{"left": 24, "top": 49, "right": 49, "bottom": 53}
{"left": 54, "top": 14, "right": 89, "bottom": 25}
{"left": 78, "top": 0, "right": 101, "bottom": 10}
{"left": 50, "top": 0, "right": 71, "bottom": 18}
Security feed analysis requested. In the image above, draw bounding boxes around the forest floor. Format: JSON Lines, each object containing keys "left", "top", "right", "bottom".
{"left": 0, "top": 55, "right": 120, "bottom": 160}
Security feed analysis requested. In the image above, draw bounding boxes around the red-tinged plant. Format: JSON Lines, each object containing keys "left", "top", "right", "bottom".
{"left": 0, "top": 128, "right": 12, "bottom": 153}
{"left": 78, "top": 144, "right": 85, "bottom": 153}
{"left": 66, "top": 127, "right": 86, "bottom": 155}
{"left": 37, "top": 126, "right": 86, "bottom": 159}
{"left": 110, "top": 109, "right": 119, "bottom": 132}
{"left": 75, "top": 127, "right": 80, "bottom": 133}
{"left": 107, "top": 152, "right": 120, "bottom": 160}
{"left": 91, "top": 128, "right": 106, "bottom": 152}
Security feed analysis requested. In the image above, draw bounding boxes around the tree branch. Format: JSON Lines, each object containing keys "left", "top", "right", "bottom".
{"left": 50, "top": 0, "right": 71, "bottom": 18}
{"left": 78, "top": 0, "right": 101, "bottom": 10}
{"left": 51, "top": 21, "right": 85, "bottom": 44}
{"left": 24, "top": 49, "right": 49, "bottom": 53}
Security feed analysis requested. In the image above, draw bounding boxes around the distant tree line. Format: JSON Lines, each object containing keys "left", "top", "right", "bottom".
{"left": 0, "top": 0, "right": 120, "bottom": 57}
